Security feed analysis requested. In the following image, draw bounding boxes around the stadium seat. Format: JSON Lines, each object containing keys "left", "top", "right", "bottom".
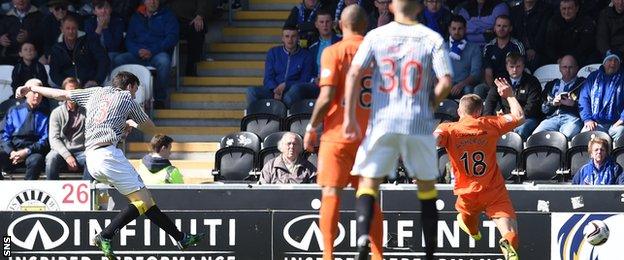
{"left": 437, "top": 148, "right": 451, "bottom": 182}
{"left": 577, "top": 64, "right": 601, "bottom": 78}
{"left": 435, "top": 99, "right": 459, "bottom": 123}
{"left": 241, "top": 99, "right": 287, "bottom": 140}
{"left": 533, "top": 64, "right": 561, "bottom": 89}
{"left": 0, "top": 65, "right": 13, "bottom": 103}
{"left": 305, "top": 151, "right": 318, "bottom": 168}
{"left": 257, "top": 131, "right": 296, "bottom": 169}
{"left": 566, "top": 131, "right": 612, "bottom": 179}
{"left": 110, "top": 64, "right": 153, "bottom": 115}
{"left": 611, "top": 136, "right": 624, "bottom": 170}
{"left": 213, "top": 131, "right": 261, "bottom": 182}
{"left": 0, "top": 97, "right": 17, "bottom": 120}
{"left": 285, "top": 99, "right": 315, "bottom": 137}
{"left": 497, "top": 132, "right": 523, "bottom": 182}
{"left": 521, "top": 131, "right": 568, "bottom": 182}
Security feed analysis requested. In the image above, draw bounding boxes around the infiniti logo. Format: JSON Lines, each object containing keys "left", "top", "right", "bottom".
{"left": 282, "top": 214, "right": 345, "bottom": 251}
{"left": 7, "top": 214, "right": 69, "bottom": 250}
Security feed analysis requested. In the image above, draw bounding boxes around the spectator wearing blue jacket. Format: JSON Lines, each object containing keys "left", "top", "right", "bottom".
{"left": 84, "top": 0, "right": 125, "bottom": 63}
{"left": 0, "top": 79, "right": 49, "bottom": 180}
{"left": 247, "top": 26, "right": 315, "bottom": 108}
{"left": 114, "top": 0, "right": 179, "bottom": 108}
{"left": 49, "top": 16, "right": 109, "bottom": 88}
{"left": 579, "top": 50, "right": 624, "bottom": 141}
{"left": 573, "top": 137, "right": 624, "bottom": 185}
{"left": 308, "top": 10, "right": 341, "bottom": 81}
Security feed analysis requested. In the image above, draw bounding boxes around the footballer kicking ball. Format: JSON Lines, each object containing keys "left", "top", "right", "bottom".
{"left": 583, "top": 220, "right": 610, "bottom": 246}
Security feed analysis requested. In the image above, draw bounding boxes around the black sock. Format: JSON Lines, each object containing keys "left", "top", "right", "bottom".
{"left": 421, "top": 198, "right": 438, "bottom": 260}
{"left": 101, "top": 204, "right": 140, "bottom": 239}
{"left": 355, "top": 194, "right": 375, "bottom": 243}
{"left": 145, "top": 205, "right": 185, "bottom": 241}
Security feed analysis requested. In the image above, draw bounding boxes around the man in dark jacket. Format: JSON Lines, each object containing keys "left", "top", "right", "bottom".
{"left": 0, "top": 78, "right": 48, "bottom": 180}
{"left": 484, "top": 53, "right": 542, "bottom": 140}
{"left": 544, "top": 0, "right": 597, "bottom": 66}
{"left": 50, "top": 16, "right": 109, "bottom": 88}
{"left": 166, "top": 0, "right": 209, "bottom": 76}
{"left": 247, "top": 26, "right": 314, "bottom": 108}
{"left": 510, "top": 0, "right": 552, "bottom": 72}
{"left": 284, "top": 0, "right": 327, "bottom": 48}
{"left": 596, "top": 0, "right": 624, "bottom": 56}
{"left": 84, "top": 0, "right": 125, "bottom": 63}
{"left": 418, "top": 0, "right": 452, "bottom": 38}
{"left": 40, "top": 0, "right": 82, "bottom": 64}
{"left": 0, "top": 0, "right": 43, "bottom": 65}
{"left": 308, "top": 10, "right": 340, "bottom": 81}
{"left": 113, "top": 0, "right": 179, "bottom": 108}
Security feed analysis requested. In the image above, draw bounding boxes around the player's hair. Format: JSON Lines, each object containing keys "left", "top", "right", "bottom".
{"left": 316, "top": 9, "right": 333, "bottom": 21}
{"left": 61, "top": 15, "right": 79, "bottom": 26}
{"left": 449, "top": 15, "right": 466, "bottom": 27}
{"left": 394, "top": 0, "right": 422, "bottom": 17}
{"left": 560, "top": 0, "right": 580, "bottom": 7}
{"left": 112, "top": 71, "right": 140, "bottom": 90}
{"left": 458, "top": 94, "right": 483, "bottom": 116}
{"left": 587, "top": 137, "right": 610, "bottom": 154}
{"left": 495, "top": 14, "right": 512, "bottom": 25}
{"left": 340, "top": 5, "right": 368, "bottom": 34}
{"left": 505, "top": 52, "right": 524, "bottom": 65}
{"left": 62, "top": 77, "right": 81, "bottom": 90}
{"left": 150, "top": 134, "right": 174, "bottom": 153}
{"left": 93, "top": 0, "right": 111, "bottom": 8}
{"left": 277, "top": 132, "right": 302, "bottom": 153}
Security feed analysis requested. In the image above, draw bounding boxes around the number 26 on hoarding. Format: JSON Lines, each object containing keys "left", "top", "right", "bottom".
{"left": 63, "top": 183, "right": 89, "bottom": 204}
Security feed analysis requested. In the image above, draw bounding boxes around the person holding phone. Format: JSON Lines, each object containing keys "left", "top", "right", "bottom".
{"left": 533, "top": 55, "right": 585, "bottom": 138}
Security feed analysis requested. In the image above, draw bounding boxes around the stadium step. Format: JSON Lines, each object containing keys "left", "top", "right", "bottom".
{"left": 146, "top": 126, "right": 239, "bottom": 142}
{"left": 182, "top": 76, "right": 263, "bottom": 86}
{"left": 197, "top": 61, "right": 264, "bottom": 77}
{"left": 234, "top": 11, "right": 290, "bottom": 21}
{"left": 221, "top": 27, "right": 281, "bottom": 44}
{"left": 125, "top": 142, "right": 219, "bottom": 160}
{"left": 249, "top": 0, "right": 297, "bottom": 10}
{"left": 207, "top": 53, "right": 267, "bottom": 61}
{"left": 230, "top": 20, "right": 285, "bottom": 27}
{"left": 171, "top": 92, "right": 247, "bottom": 103}
{"left": 177, "top": 86, "right": 250, "bottom": 94}
{"left": 155, "top": 109, "right": 243, "bottom": 119}
{"left": 209, "top": 43, "right": 273, "bottom": 53}
{"left": 154, "top": 118, "right": 239, "bottom": 127}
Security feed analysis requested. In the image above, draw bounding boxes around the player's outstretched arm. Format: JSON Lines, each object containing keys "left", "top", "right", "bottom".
{"left": 434, "top": 75, "right": 453, "bottom": 105}
{"left": 495, "top": 77, "right": 525, "bottom": 124}
{"left": 343, "top": 63, "right": 364, "bottom": 141}
{"left": 126, "top": 119, "right": 157, "bottom": 135}
{"left": 15, "top": 85, "right": 70, "bottom": 101}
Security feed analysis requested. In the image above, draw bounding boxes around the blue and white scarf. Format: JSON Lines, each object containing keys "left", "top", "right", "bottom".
{"left": 448, "top": 37, "right": 467, "bottom": 60}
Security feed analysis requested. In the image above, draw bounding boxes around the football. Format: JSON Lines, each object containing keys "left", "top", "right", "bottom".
{"left": 583, "top": 220, "right": 610, "bottom": 246}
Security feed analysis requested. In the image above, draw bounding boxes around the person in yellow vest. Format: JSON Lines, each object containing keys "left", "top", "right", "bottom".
{"left": 138, "top": 134, "right": 184, "bottom": 184}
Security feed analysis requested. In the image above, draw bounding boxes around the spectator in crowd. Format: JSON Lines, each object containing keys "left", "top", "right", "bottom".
{"left": 484, "top": 53, "right": 542, "bottom": 140}
{"left": 50, "top": 16, "right": 108, "bottom": 88}
{"left": 114, "top": 0, "right": 179, "bottom": 109}
{"left": 367, "top": 0, "right": 392, "bottom": 32}
{"left": 247, "top": 26, "right": 315, "bottom": 108}
{"left": 455, "top": 0, "right": 509, "bottom": 46}
{"left": 40, "top": 0, "right": 81, "bottom": 64}
{"left": 45, "top": 77, "right": 88, "bottom": 180}
{"left": 334, "top": 0, "right": 373, "bottom": 25}
{"left": 418, "top": 0, "right": 452, "bottom": 38}
{"left": 284, "top": 0, "right": 324, "bottom": 48}
{"left": 532, "top": 55, "right": 584, "bottom": 138}
{"left": 579, "top": 0, "right": 611, "bottom": 19}
{"left": 482, "top": 15, "right": 525, "bottom": 89}
{"left": 138, "top": 134, "right": 185, "bottom": 184}
{"left": 544, "top": 0, "right": 597, "bottom": 66}
{"left": 11, "top": 42, "right": 48, "bottom": 93}
{"left": 259, "top": 132, "right": 316, "bottom": 184}
{"left": 0, "top": 0, "right": 44, "bottom": 65}
{"left": 446, "top": 15, "right": 482, "bottom": 99}
{"left": 167, "top": 0, "right": 209, "bottom": 77}
{"left": 309, "top": 10, "right": 340, "bottom": 81}
{"left": 596, "top": 0, "right": 624, "bottom": 56}
{"left": 84, "top": 0, "right": 125, "bottom": 63}
{"left": 573, "top": 137, "right": 624, "bottom": 185}
{"left": 0, "top": 78, "right": 48, "bottom": 180}
{"left": 579, "top": 50, "right": 624, "bottom": 141}
{"left": 510, "top": 0, "right": 552, "bottom": 72}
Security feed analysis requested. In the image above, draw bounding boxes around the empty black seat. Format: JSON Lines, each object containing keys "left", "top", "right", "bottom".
{"left": 434, "top": 99, "right": 459, "bottom": 122}
{"left": 214, "top": 132, "right": 262, "bottom": 182}
{"left": 285, "top": 99, "right": 315, "bottom": 137}
{"left": 496, "top": 132, "right": 523, "bottom": 181}
{"left": 521, "top": 131, "right": 568, "bottom": 181}
{"left": 241, "top": 99, "right": 287, "bottom": 140}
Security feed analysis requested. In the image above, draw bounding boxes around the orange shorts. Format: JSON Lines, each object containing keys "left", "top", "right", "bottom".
{"left": 316, "top": 140, "right": 359, "bottom": 188}
{"left": 455, "top": 184, "right": 516, "bottom": 219}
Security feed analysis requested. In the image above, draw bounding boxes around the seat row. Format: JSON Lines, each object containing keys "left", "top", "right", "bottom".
{"left": 241, "top": 99, "right": 316, "bottom": 140}
{"left": 438, "top": 131, "right": 623, "bottom": 183}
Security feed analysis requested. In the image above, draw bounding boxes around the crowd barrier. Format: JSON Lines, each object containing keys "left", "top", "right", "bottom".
{"left": 1, "top": 181, "right": 623, "bottom": 260}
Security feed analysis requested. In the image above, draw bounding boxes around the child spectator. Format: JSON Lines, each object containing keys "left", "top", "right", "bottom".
{"left": 11, "top": 42, "right": 48, "bottom": 93}
{"left": 138, "top": 134, "right": 185, "bottom": 184}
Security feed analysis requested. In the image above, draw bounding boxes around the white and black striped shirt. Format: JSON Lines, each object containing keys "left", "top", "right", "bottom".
{"left": 352, "top": 22, "right": 453, "bottom": 139}
{"left": 69, "top": 87, "right": 150, "bottom": 150}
